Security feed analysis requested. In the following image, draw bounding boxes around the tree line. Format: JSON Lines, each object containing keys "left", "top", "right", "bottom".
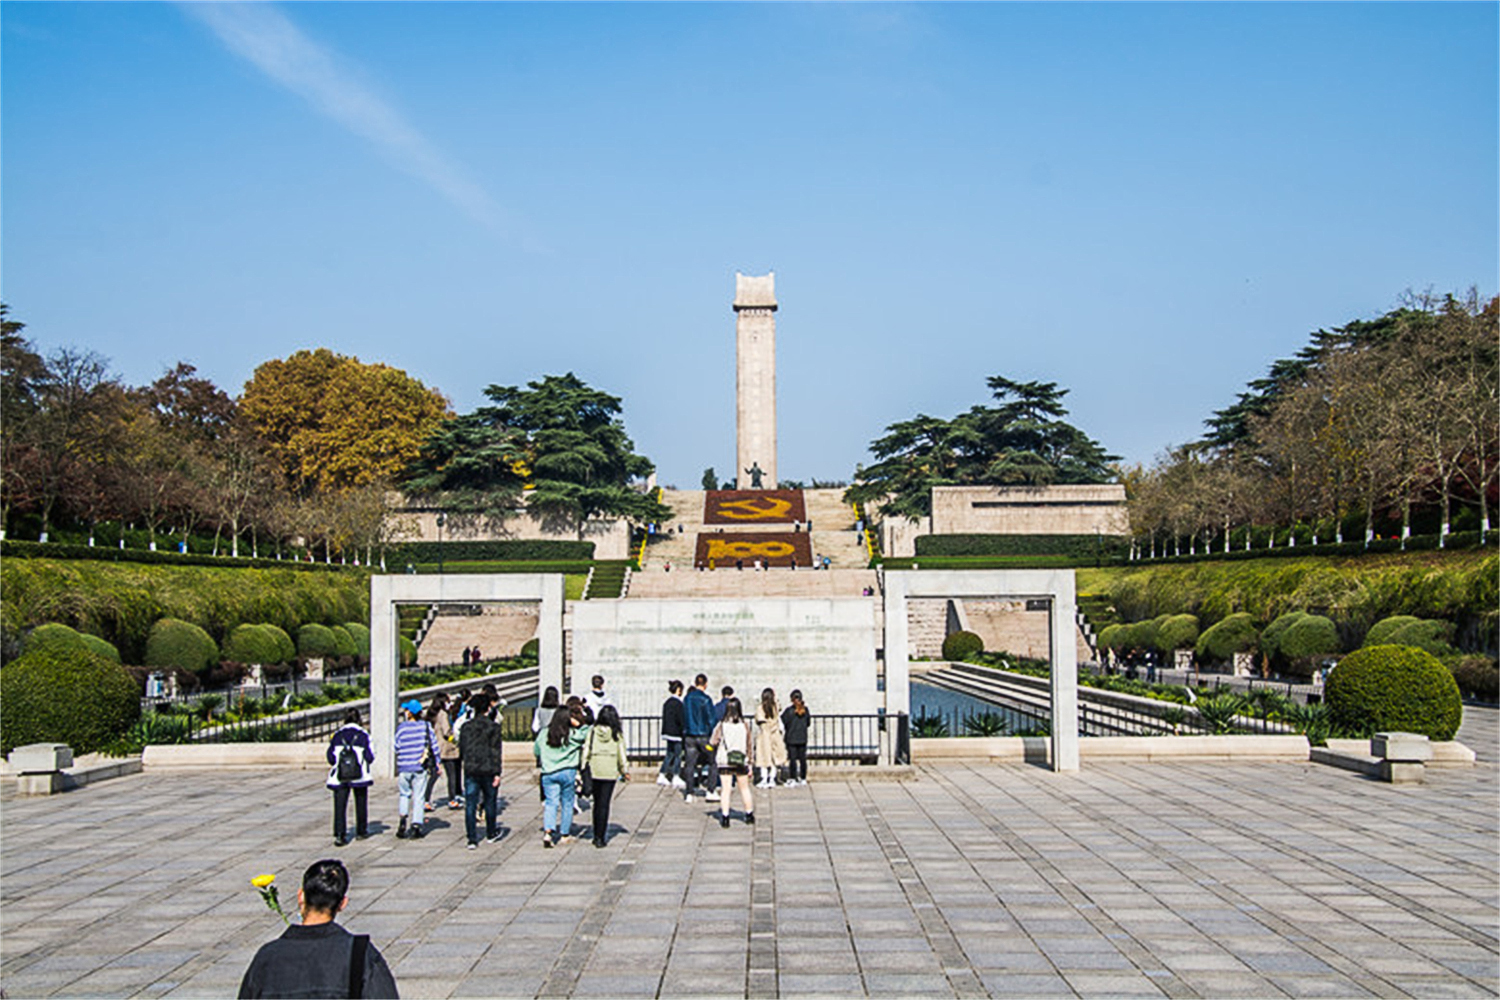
{"left": 1125, "top": 291, "right": 1497, "bottom": 555}
{"left": 0, "top": 306, "right": 665, "bottom": 561}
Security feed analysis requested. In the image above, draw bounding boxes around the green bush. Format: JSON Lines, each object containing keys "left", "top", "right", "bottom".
{"left": 329, "top": 625, "right": 357, "bottom": 658}
{"left": 519, "top": 637, "right": 540, "bottom": 661}
{"left": 941, "top": 630, "right": 984, "bottom": 661}
{"left": 22, "top": 622, "right": 121, "bottom": 663}
{"left": 263, "top": 624, "right": 296, "bottom": 664}
{"left": 1448, "top": 656, "right": 1498, "bottom": 702}
{"left": 343, "top": 622, "right": 371, "bottom": 658}
{"left": 1260, "top": 611, "right": 1308, "bottom": 659}
{"left": 144, "top": 618, "right": 219, "bottom": 675}
{"left": 1276, "top": 614, "right": 1340, "bottom": 676}
{"left": 1124, "top": 618, "right": 1162, "bottom": 652}
{"left": 1155, "top": 614, "right": 1200, "bottom": 652}
{"left": 0, "top": 647, "right": 142, "bottom": 754}
{"left": 297, "top": 623, "right": 338, "bottom": 659}
{"left": 1326, "top": 645, "right": 1462, "bottom": 740}
{"left": 388, "top": 539, "right": 594, "bottom": 563}
{"left": 1364, "top": 616, "right": 1454, "bottom": 657}
{"left": 1097, "top": 624, "right": 1127, "bottom": 651}
{"left": 915, "top": 534, "right": 1130, "bottom": 560}
{"left": 1196, "top": 613, "right": 1259, "bottom": 663}
{"left": 399, "top": 635, "right": 417, "bottom": 666}
{"left": 222, "top": 624, "right": 285, "bottom": 665}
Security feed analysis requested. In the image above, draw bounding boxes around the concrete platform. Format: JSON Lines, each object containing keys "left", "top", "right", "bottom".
{"left": 2, "top": 735, "right": 1496, "bottom": 998}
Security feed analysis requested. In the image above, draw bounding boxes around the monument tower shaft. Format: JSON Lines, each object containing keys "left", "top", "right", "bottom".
{"left": 733, "top": 272, "right": 778, "bottom": 489}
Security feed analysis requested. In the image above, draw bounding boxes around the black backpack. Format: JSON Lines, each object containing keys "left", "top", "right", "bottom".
{"left": 336, "top": 742, "right": 362, "bottom": 783}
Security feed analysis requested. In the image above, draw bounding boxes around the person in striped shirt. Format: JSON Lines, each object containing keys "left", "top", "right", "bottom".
{"left": 393, "top": 700, "right": 440, "bottom": 840}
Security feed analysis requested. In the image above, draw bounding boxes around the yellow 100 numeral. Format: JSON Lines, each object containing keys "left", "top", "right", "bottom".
{"left": 704, "top": 540, "right": 796, "bottom": 560}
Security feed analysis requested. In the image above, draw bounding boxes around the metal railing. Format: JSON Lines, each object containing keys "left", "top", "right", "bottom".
{"left": 613, "top": 714, "right": 886, "bottom": 764}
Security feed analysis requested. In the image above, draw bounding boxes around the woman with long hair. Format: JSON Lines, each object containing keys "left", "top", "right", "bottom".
{"left": 710, "top": 698, "right": 755, "bottom": 828}
{"left": 422, "top": 695, "right": 448, "bottom": 813}
{"left": 780, "top": 689, "right": 811, "bottom": 786}
{"left": 534, "top": 705, "right": 587, "bottom": 847}
{"left": 583, "top": 705, "right": 630, "bottom": 847}
{"left": 532, "top": 686, "right": 561, "bottom": 734}
{"left": 433, "top": 692, "right": 463, "bottom": 809}
{"left": 753, "top": 688, "right": 788, "bottom": 788}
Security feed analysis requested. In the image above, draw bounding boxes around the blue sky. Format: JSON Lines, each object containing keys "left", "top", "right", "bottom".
{"left": 4, "top": 2, "right": 1495, "bottom": 487}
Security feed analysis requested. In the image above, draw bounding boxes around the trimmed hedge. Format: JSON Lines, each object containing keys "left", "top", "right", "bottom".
{"left": 389, "top": 540, "right": 594, "bottom": 563}
{"left": 1155, "top": 614, "right": 1199, "bottom": 652}
{"left": 916, "top": 534, "right": 1130, "bottom": 559}
{"left": 297, "top": 623, "right": 339, "bottom": 659}
{"left": 1364, "top": 616, "right": 1454, "bottom": 656}
{"left": 145, "top": 618, "right": 219, "bottom": 675}
{"left": 0, "top": 539, "right": 348, "bottom": 572}
{"left": 0, "top": 647, "right": 141, "bottom": 754}
{"left": 1196, "top": 612, "right": 1260, "bottom": 662}
{"left": 1326, "top": 645, "right": 1462, "bottom": 740}
{"left": 222, "top": 624, "right": 286, "bottom": 665}
{"left": 1364, "top": 615, "right": 1421, "bottom": 646}
{"left": 1278, "top": 614, "right": 1339, "bottom": 663}
{"left": 399, "top": 635, "right": 417, "bottom": 666}
{"left": 329, "top": 626, "right": 357, "bottom": 658}
{"left": 1260, "top": 611, "right": 1307, "bottom": 658}
{"left": 343, "top": 623, "right": 371, "bottom": 658}
{"left": 942, "top": 630, "right": 984, "bottom": 661}
{"left": 1449, "top": 657, "right": 1498, "bottom": 703}
{"left": 22, "top": 623, "right": 121, "bottom": 663}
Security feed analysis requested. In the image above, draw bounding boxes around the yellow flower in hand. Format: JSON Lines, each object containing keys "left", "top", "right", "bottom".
{"left": 251, "top": 873, "right": 289, "bottom": 924}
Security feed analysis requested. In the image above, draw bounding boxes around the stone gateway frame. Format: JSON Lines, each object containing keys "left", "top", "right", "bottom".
{"left": 882, "top": 569, "right": 1080, "bottom": 772}
{"left": 369, "top": 574, "right": 564, "bottom": 778}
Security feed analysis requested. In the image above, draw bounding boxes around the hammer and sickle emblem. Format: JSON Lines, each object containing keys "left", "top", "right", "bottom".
{"left": 716, "top": 497, "right": 793, "bottom": 520}
{"left": 705, "top": 540, "right": 796, "bottom": 560}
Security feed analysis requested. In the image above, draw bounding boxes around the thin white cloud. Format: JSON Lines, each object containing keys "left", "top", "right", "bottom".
{"left": 186, "top": 3, "right": 499, "bottom": 228}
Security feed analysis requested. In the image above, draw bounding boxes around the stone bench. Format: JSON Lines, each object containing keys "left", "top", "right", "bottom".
{"left": 4, "top": 744, "right": 143, "bottom": 795}
{"left": 1310, "top": 731, "right": 1467, "bottom": 783}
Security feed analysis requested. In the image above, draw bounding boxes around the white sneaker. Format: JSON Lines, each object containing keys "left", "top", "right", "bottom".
{"left": 655, "top": 773, "right": 670, "bottom": 786}
{"left": 706, "top": 790, "right": 721, "bottom": 802}
{"left": 671, "top": 776, "right": 686, "bottom": 791}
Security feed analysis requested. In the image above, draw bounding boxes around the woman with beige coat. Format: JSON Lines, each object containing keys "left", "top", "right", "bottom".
{"left": 753, "top": 688, "right": 788, "bottom": 788}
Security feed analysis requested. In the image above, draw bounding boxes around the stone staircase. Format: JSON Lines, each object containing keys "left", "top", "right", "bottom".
{"left": 957, "top": 599, "right": 1093, "bottom": 664}
{"left": 417, "top": 603, "right": 540, "bottom": 665}
{"left": 626, "top": 566, "right": 878, "bottom": 600}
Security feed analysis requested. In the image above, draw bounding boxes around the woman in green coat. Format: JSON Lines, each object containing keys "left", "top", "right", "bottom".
{"left": 583, "top": 705, "right": 630, "bottom": 847}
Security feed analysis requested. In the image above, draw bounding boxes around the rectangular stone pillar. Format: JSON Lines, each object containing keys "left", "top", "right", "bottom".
{"left": 734, "top": 272, "right": 777, "bottom": 489}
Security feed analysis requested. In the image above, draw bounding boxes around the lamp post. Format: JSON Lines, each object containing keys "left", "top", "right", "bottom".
{"left": 436, "top": 512, "right": 446, "bottom": 574}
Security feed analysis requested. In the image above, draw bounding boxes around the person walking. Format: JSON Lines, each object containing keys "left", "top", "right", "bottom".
{"left": 583, "top": 705, "right": 629, "bottom": 847}
{"left": 753, "top": 688, "right": 788, "bottom": 788}
{"left": 393, "top": 700, "right": 439, "bottom": 839}
{"left": 534, "top": 706, "right": 587, "bottom": 848}
{"left": 458, "top": 693, "right": 505, "bottom": 849}
{"left": 657, "top": 680, "right": 686, "bottom": 790}
{"left": 422, "top": 696, "right": 447, "bottom": 815}
{"left": 680, "top": 674, "right": 715, "bottom": 801}
{"left": 238, "top": 859, "right": 398, "bottom": 999}
{"left": 781, "top": 690, "right": 811, "bottom": 787}
{"left": 326, "top": 708, "right": 374, "bottom": 846}
{"left": 532, "top": 686, "right": 561, "bottom": 803}
{"left": 710, "top": 698, "right": 755, "bottom": 828}
{"left": 433, "top": 695, "right": 462, "bottom": 810}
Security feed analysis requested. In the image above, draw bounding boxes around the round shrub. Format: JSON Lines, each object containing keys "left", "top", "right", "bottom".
{"left": 1260, "top": 611, "right": 1308, "bottom": 659}
{"left": 1327, "top": 645, "right": 1462, "bottom": 740}
{"left": 343, "top": 622, "right": 371, "bottom": 659}
{"left": 1196, "top": 613, "right": 1259, "bottom": 663}
{"left": 1448, "top": 656, "right": 1498, "bottom": 702}
{"left": 329, "top": 626, "right": 357, "bottom": 659}
{"left": 222, "top": 624, "right": 284, "bottom": 665}
{"left": 297, "top": 623, "right": 338, "bottom": 659}
{"left": 23, "top": 623, "right": 121, "bottom": 663}
{"left": 399, "top": 635, "right": 417, "bottom": 666}
{"left": 0, "top": 647, "right": 141, "bottom": 755}
{"left": 1364, "top": 615, "right": 1422, "bottom": 647}
{"left": 145, "top": 618, "right": 219, "bottom": 675}
{"left": 1366, "top": 618, "right": 1454, "bottom": 657}
{"left": 1125, "top": 618, "right": 1160, "bottom": 652}
{"left": 1277, "top": 614, "right": 1340, "bottom": 676}
{"left": 1155, "top": 614, "right": 1200, "bottom": 652}
{"left": 519, "top": 637, "right": 540, "bottom": 661}
{"left": 263, "top": 624, "right": 296, "bottom": 664}
{"left": 941, "top": 630, "right": 984, "bottom": 661}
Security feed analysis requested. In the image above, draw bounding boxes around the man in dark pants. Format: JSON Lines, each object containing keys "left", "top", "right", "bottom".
{"left": 239, "top": 859, "right": 398, "bottom": 998}
{"left": 458, "top": 693, "right": 505, "bottom": 848}
{"left": 680, "top": 674, "right": 715, "bottom": 801}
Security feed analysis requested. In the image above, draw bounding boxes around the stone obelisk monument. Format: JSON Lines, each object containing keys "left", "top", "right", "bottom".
{"left": 733, "top": 272, "right": 778, "bottom": 489}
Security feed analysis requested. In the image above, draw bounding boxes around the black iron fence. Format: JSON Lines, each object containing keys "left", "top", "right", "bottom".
{"left": 612, "top": 714, "right": 886, "bottom": 764}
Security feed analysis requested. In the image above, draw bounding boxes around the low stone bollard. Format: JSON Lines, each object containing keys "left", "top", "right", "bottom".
{"left": 1372, "top": 731, "right": 1431, "bottom": 784}
{"left": 9, "top": 743, "right": 74, "bottom": 796}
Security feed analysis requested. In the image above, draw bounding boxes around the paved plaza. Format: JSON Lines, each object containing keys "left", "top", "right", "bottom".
{"left": 2, "top": 716, "right": 1496, "bottom": 999}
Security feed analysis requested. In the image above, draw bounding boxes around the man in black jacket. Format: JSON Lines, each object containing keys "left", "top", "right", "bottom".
{"left": 657, "top": 680, "right": 686, "bottom": 790}
{"left": 458, "top": 693, "right": 505, "bottom": 848}
{"left": 239, "top": 859, "right": 398, "bottom": 999}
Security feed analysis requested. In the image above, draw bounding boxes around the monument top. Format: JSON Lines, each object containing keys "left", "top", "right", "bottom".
{"left": 733, "top": 272, "right": 777, "bottom": 312}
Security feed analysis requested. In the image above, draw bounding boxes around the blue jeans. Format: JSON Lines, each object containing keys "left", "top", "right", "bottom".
{"left": 660, "top": 739, "right": 683, "bottom": 778}
{"left": 464, "top": 773, "right": 499, "bottom": 843}
{"left": 541, "top": 769, "right": 576, "bottom": 838}
{"left": 397, "top": 770, "right": 428, "bottom": 823}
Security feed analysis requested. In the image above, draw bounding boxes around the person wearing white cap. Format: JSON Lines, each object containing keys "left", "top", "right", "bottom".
{"left": 392, "top": 699, "right": 439, "bottom": 840}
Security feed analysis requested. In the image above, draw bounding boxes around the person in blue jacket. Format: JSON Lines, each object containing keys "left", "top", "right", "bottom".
{"left": 680, "top": 674, "right": 716, "bottom": 800}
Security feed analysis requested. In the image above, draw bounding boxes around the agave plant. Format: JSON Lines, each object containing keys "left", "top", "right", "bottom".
{"left": 912, "top": 712, "right": 950, "bottom": 738}
{"left": 196, "top": 693, "right": 224, "bottom": 721}
{"left": 962, "top": 711, "right": 1008, "bottom": 737}
{"left": 1281, "top": 701, "right": 1332, "bottom": 744}
{"left": 1194, "top": 693, "right": 1247, "bottom": 734}
{"left": 1158, "top": 706, "right": 1186, "bottom": 734}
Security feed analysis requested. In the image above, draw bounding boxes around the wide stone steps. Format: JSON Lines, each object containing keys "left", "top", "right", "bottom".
{"left": 626, "top": 566, "right": 879, "bottom": 600}
{"left": 417, "top": 604, "right": 539, "bottom": 665}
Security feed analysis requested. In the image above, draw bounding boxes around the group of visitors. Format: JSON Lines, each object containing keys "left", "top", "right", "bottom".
{"left": 531, "top": 675, "right": 630, "bottom": 848}
{"left": 659, "top": 674, "right": 811, "bottom": 826}
{"left": 458, "top": 645, "right": 484, "bottom": 668}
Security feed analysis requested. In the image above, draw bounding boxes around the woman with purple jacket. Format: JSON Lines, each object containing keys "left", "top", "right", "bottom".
{"left": 326, "top": 708, "right": 375, "bottom": 846}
